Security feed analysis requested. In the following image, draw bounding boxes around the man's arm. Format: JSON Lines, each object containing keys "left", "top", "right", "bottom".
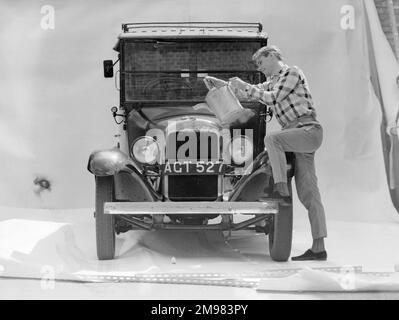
{"left": 230, "top": 79, "right": 267, "bottom": 102}
{"left": 246, "top": 67, "right": 301, "bottom": 105}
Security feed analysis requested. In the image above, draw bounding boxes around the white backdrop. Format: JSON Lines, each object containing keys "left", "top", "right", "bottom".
{"left": 0, "top": 0, "right": 397, "bottom": 223}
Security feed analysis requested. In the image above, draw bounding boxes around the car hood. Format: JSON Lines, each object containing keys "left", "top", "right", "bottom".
{"left": 157, "top": 114, "right": 222, "bottom": 135}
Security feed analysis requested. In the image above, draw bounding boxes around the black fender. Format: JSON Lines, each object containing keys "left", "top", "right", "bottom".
{"left": 229, "top": 165, "right": 273, "bottom": 201}
{"left": 113, "top": 170, "right": 161, "bottom": 202}
{"left": 229, "top": 151, "right": 295, "bottom": 201}
{"left": 87, "top": 148, "right": 139, "bottom": 176}
{"left": 88, "top": 148, "right": 161, "bottom": 201}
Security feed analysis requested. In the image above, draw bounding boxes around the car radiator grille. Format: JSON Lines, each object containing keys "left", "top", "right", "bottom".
{"left": 168, "top": 175, "right": 218, "bottom": 201}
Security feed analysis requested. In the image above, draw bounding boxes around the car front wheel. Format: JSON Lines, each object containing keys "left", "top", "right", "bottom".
{"left": 268, "top": 201, "right": 293, "bottom": 262}
{"left": 95, "top": 176, "right": 116, "bottom": 260}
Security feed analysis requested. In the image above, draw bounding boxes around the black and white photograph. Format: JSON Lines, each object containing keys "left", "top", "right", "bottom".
{"left": 1, "top": 0, "right": 399, "bottom": 303}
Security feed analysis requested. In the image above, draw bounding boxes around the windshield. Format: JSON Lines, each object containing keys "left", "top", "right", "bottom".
{"left": 122, "top": 40, "right": 263, "bottom": 102}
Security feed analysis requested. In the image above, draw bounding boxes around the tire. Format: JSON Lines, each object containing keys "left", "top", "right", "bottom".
{"left": 268, "top": 202, "right": 293, "bottom": 262}
{"left": 95, "top": 176, "right": 116, "bottom": 260}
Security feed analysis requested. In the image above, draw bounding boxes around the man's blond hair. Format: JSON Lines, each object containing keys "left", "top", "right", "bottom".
{"left": 252, "top": 45, "right": 283, "bottom": 61}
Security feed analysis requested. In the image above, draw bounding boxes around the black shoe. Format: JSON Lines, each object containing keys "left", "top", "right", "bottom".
{"left": 271, "top": 190, "right": 290, "bottom": 199}
{"left": 270, "top": 191, "right": 291, "bottom": 206}
{"left": 258, "top": 194, "right": 290, "bottom": 206}
{"left": 291, "top": 249, "right": 327, "bottom": 261}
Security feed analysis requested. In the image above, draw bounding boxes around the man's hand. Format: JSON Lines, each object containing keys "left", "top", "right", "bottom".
{"left": 204, "top": 76, "right": 227, "bottom": 89}
{"left": 229, "top": 77, "right": 248, "bottom": 92}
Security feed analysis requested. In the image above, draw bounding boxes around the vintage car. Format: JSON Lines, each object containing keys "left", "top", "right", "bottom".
{"left": 87, "top": 22, "right": 295, "bottom": 261}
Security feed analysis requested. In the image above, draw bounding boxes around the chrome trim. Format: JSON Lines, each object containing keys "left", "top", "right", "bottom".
{"left": 88, "top": 148, "right": 141, "bottom": 176}
{"left": 104, "top": 201, "right": 278, "bottom": 215}
{"left": 218, "top": 174, "right": 223, "bottom": 199}
{"left": 164, "top": 175, "right": 169, "bottom": 200}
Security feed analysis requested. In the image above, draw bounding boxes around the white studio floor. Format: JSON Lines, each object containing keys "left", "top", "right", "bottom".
{"left": 1, "top": 206, "right": 399, "bottom": 300}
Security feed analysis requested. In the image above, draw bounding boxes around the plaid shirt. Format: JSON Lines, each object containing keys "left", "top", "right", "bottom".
{"left": 246, "top": 64, "right": 316, "bottom": 127}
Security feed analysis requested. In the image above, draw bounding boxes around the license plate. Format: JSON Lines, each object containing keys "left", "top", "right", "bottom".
{"left": 161, "top": 161, "right": 224, "bottom": 175}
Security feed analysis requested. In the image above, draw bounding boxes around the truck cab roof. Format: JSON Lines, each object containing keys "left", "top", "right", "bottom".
{"left": 113, "top": 22, "right": 268, "bottom": 51}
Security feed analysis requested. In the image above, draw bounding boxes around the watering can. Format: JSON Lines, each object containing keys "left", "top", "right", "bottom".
{"left": 203, "top": 78, "right": 252, "bottom": 125}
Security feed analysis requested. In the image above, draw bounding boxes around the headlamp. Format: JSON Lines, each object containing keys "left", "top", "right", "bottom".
{"left": 131, "top": 136, "right": 159, "bottom": 164}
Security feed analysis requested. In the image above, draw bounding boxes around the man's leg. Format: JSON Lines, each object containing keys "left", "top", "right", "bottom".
{"left": 291, "top": 152, "right": 328, "bottom": 260}
{"left": 294, "top": 152, "right": 327, "bottom": 240}
{"left": 265, "top": 125, "right": 327, "bottom": 260}
{"left": 264, "top": 125, "right": 323, "bottom": 187}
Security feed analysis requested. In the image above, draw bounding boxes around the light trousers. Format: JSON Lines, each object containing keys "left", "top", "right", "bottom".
{"left": 264, "top": 124, "right": 327, "bottom": 239}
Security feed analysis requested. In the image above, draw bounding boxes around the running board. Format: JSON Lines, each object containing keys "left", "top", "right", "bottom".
{"left": 104, "top": 201, "right": 278, "bottom": 215}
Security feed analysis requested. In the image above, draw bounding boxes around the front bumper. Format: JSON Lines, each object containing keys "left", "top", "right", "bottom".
{"left": 105, "top": 201, "right": 278, "bottom": 215}
{"left": 104, "top": 201, "right": 279, "bottom": 231}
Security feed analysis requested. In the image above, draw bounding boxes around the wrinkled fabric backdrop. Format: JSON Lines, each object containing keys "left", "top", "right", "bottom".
{"left": 0, "top": 0, "right": 398, "bottom": 223}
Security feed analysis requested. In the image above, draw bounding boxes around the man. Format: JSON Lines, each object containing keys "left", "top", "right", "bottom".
{"left": 208, "top": 45, "right": 327, "bottom": 261}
